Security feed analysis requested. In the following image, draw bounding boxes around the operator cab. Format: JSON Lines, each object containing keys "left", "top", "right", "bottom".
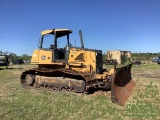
{"left": 39, "top": 29, "right": 72, "bottom": 62}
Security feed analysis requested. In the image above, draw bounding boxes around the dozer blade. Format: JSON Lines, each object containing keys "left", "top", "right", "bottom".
{"left": 111, "top": 64, "right": 135, "bottom": 106}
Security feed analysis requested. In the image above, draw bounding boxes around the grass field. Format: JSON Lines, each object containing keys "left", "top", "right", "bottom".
{"left": 0, "top": 64, "right": 159, "bottom": 120}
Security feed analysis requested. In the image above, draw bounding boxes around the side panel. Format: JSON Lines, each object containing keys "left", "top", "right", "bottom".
{"left": 68, "top": 47, "right": 96, "bottom": 73}
{"left": 31, "top": 49, "right": 53, "bottom": 64}
{"left": 38, "top": 50, "right": 53, "bottom": 64}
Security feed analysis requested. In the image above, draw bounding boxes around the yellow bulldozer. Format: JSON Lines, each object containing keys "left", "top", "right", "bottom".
{"left": 21, "top": 29, "right": 135, "bottom": 106}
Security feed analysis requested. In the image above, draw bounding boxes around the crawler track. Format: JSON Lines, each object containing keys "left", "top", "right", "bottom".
{"left": 21, "top": 68, "right": 96, "bottom": 93}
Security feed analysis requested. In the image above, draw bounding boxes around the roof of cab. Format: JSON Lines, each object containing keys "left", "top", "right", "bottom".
{"left": 41, "top": 29, "right": 73, "bottom": 37}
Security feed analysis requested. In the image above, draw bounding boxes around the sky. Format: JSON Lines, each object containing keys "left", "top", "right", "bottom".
{"left": 0, "top": 0, "right": 160, "bottom": 55}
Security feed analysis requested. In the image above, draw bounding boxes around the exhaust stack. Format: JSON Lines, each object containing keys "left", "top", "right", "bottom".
{"left": 79, "top": 30, "right": 84, "bottom": 48}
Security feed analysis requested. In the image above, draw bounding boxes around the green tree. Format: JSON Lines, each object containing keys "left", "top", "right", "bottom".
{"left": 21, "top": 54, "right": 31, "bottom": 60}
{"left": 121, "top": 55, "right": 127, "bottom": 64}
{"left": 9, "top": 52, "right": 19, "bottom": 60}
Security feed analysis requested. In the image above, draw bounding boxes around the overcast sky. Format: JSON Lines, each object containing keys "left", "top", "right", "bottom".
{"left": 0, "top": 0, "right": 160, "bottom": 55}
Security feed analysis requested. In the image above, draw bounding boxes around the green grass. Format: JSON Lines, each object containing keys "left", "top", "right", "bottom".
{"left": 0, "top": 64, "right": 160, "bottom": 120}
{"left": 125, "top": 82, "right": 159, "bottom": 119}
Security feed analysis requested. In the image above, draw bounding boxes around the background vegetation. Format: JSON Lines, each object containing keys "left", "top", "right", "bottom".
{"left": 103, "top": 52, "right": 160, "bottom": 63}
{"left": 1, "top": 50, "right": 159, "bottom": 63}
{"left": 0, "top": 51, "right": 31, "bottom": 61}
{"left": 131, "top": 52, "right": 160, "bottom": 61}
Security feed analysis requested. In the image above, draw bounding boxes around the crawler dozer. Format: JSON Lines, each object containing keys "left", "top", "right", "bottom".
{"left": 21, "top": 29, "right": 135, "bottom": 106}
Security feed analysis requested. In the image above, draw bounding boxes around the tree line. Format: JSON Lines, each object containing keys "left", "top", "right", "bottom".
{"left": 131, "top": 52, "right": 160, "bottom": 61}
{"left": 0, "top": 51, "right": 31, "bottom": 61}
{"left": 2, "top": 51, "right": 160, "bottom": 62}
{"left": 10, "top": 53, "right": 31, "bottom": 61}
{"left": 103, "top": 52, "right": 160, "bottom": 62}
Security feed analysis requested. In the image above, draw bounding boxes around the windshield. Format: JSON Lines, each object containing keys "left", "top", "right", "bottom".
{"left": 39, "top": 34, "right": 69, "bottom": 49}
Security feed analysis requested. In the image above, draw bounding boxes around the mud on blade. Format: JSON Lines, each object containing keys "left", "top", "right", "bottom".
{"left": 111, "top": 64, "right": 136, "bottom": 106}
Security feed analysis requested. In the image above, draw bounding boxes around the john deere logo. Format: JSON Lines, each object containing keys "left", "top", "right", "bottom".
{"left": 41, "top": 55, "right": 46, "bottom": 60}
